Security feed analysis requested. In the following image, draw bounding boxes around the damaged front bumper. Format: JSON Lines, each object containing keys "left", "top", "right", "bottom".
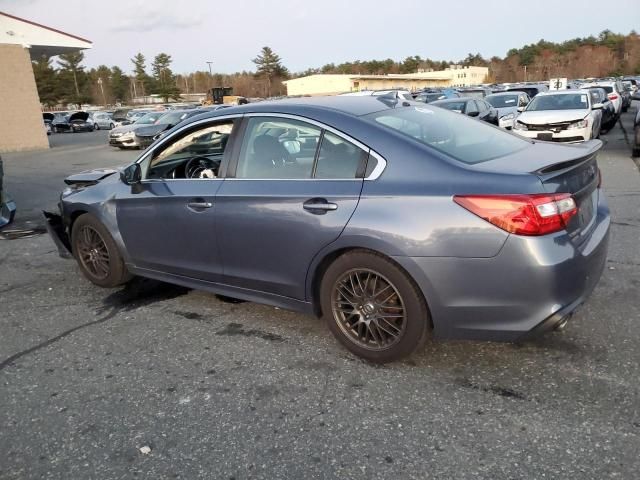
{"left": 43, "top": 210, "right": 72, "bottom": 258}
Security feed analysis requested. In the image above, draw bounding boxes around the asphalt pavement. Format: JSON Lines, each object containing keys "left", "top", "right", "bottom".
{"left": 1, "top": 109, "right": 639, "bottom": 479}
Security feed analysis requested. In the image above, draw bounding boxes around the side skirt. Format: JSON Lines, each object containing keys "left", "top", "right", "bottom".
{"left": 128, "top": 265, "right": 316, "bottom": 316}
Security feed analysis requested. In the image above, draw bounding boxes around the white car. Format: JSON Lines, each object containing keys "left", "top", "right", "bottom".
{"left": 581, "top": 81, "right": 623, "bottom": 117}
{"left": 512, "top": 90, "right": 603, "bottom": 143}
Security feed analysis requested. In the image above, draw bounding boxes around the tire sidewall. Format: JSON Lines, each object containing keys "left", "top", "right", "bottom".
{"left": 320, "top": 251, "right": 429, "bottom": 363}
{"left": 71, "top": 214, "right": 128, "bottom": 288}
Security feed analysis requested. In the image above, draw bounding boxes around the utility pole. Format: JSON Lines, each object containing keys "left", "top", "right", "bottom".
{"left": 97, "top": 77, "right": 106, "bottom": 106}
{"left": 524, "top": 65, "right": 527, "bottom": 82}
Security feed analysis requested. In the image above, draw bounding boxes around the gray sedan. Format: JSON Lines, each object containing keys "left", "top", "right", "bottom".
{"left": 44, "top": 96, "right": 610, "bottom": 363}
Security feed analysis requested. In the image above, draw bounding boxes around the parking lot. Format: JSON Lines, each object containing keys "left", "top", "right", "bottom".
{"left": 1, "top": 107, "right": 639, "bottom": 479}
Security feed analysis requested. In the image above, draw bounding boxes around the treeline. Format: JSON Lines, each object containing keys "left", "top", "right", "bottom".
{"left": 32, "top": 31, "right": 640, "bottom": 107}
{"left": 33, "top": 46, "right": 290, "bottom": 107}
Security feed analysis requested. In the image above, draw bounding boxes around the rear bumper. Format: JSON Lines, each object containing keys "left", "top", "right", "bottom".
{"left": 393, "top": 192, "right": 610, "bottom": 341}
{"left": 43, "top": 210, "right": 72, "bottom": 258}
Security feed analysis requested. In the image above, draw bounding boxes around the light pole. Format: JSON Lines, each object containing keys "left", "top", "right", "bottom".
{"left": 206, "top": 61, "right": 213, "bottom": 89}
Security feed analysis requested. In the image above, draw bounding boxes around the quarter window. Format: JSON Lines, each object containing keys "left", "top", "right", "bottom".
{"left": 314, "top": 132, "right": 368, "bottom": 179}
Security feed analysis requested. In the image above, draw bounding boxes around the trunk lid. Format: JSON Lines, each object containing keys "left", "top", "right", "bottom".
{"left": 534, "top": 143, "right": 600, "bottom": 239}
{"left": 469, "top": 140, "right": 602, "bottom": 238}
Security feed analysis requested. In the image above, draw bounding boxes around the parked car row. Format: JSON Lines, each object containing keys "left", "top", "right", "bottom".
{"left": 109, "top": 105, "right": 230, "bottom": 149}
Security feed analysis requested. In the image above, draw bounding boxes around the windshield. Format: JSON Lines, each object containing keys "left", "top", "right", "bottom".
{"left": 417, "top": 93, "right": 446, "bottom": 103}
{"left": 135, "top": 113, "right": 162, "bottom": 125}
{"left": 157, "top": 111, "right": 190, "bottom": 125}
{"left": 364, "top": 105, "right": 528, "bottom": 165}
{"left": 486, "top": 95, "right": 519, "bottom": 108}
{"left": 434, "top": 101, "right": 467, "bottom": 113}
{"left": 526, "top": 94, "right": 588, "bottom": 111}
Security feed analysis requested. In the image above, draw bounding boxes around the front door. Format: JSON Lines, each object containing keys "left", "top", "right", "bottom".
{"left": 116, "top": 118, "right": 237, "bottom": 282}
{"left": 215, "top": 116, "right": 368, "bottom": 299}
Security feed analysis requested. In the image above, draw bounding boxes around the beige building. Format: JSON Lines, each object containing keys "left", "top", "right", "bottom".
{"left": 283, "top": 66, "right": 489, "bottom": 96}
{"left": 0, "top": 11, "right": 92, "bottom": 152}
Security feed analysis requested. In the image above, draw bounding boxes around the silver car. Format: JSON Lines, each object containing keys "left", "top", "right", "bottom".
{"left": 90, "top": 112, "right": 115, "bottom": 130}
{"left": 485, "top": 92, "right": 530, "bottom": 129}
{"left": 45, "top": 97, "right": 610, "bottom": 363}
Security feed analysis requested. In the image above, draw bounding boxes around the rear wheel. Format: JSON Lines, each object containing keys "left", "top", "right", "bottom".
{"left": 320, "top": 251, "right": 430, "bottom": 363}
{"left": 71, "top": 214, "right": 131, "bottom": 287}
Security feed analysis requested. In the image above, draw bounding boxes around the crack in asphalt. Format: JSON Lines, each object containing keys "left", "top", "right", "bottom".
{"left": 0, "top": 307, "right": 120, "bottom": 372}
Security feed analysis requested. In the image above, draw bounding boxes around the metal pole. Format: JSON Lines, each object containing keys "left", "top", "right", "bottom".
{"left": 206, "top": 61, "right": 213, "bottom": 88}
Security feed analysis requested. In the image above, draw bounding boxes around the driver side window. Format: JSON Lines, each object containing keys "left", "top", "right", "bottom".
{"left": 146, "top": 120, "right": 235, "bottom": 180}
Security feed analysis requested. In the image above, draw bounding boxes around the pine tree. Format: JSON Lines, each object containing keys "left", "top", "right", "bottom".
{"left": 252, "top": 46, "right": 289, "bottom": 97}
{"left": 58, "top": 51, "right": 87, "bottom": 104}
{"left": 151, "top": 53, "right": 181, "bottom": 101}
{"left": 32, "top": 56, "right": 59, "bottom": 106}
{"left": 130, "top": 53, "right": 153, "bottom": 97}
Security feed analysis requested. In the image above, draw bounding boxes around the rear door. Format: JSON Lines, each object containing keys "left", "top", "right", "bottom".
{"left": 215, "top": 115, "right": 368, "bottom": 299}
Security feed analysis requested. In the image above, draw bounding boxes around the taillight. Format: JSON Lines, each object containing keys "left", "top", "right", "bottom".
{"left": 608, "top": 94, "right": 619, "bottom": 101}
{"left": 453, "top": 194, "right": 578, "bottom": 236}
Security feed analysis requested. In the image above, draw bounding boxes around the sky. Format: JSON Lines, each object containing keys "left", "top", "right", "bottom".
{"left": 1, "top": 0, "right": 638, "bottom": 75}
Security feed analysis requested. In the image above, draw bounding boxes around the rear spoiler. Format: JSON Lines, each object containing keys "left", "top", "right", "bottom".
{"left": 534, "top": 140, "right": 602, "bottom": 175}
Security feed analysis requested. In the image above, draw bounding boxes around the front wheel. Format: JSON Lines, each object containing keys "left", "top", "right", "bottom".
{"left": 71, "top": 214, "right": 132, "bottom": 287}
{"left": 320, "top": 250, "right": 430, "bottom": 363}
{"left": 95, "top": 123, "right": 99, "bottom": 130}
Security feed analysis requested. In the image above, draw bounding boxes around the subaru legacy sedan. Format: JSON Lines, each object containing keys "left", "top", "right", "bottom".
{"left": 44, "top": 96, "right": 610, "bottom": 363}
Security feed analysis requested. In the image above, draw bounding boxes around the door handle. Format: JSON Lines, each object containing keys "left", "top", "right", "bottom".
{"left": 187, "top": 201, "right": 213, "bottom": 210}
{"left": 303, "top": 199, "right": 338, "bottom": 214}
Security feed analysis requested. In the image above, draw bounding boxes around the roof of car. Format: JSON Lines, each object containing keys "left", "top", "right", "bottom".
{"left": 195, "top": 95, "right": 415, "bottom": 118}
{"left": 535, "top": 90, "right": 585, "bottom": 96}
{"left": 486, "top": 92, "right": 522, "bottom": 97}
{"left": 431, "top": 98, "right": 471, "bottom": 104}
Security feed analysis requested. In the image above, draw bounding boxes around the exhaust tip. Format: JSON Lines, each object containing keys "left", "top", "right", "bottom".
{"left": 555, "top": 318, "right": 569, "bottom": 331}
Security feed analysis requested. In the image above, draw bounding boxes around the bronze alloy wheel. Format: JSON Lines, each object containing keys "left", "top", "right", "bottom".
{"left": 76, "top": 225, "right": 110, "bottom": 280}
{"left": 331, "top": 268, "right": 407, "bottom": 351}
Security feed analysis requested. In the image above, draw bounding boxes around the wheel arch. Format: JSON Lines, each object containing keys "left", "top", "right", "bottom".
{"left": 307, "top": 244, "right": 434, "bottom": 331}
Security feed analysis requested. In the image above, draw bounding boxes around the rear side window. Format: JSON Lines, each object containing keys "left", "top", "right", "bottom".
{"left": 314, "top": 132, "right": 367, "bottom": 179}
{"left": 365, "top": 106, "right": 528, "bottom": 164}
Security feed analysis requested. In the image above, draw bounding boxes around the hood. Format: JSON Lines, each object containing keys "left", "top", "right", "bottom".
{"left": 69, "top": 111, "right": 89, "bottom": 122}
{"left": 135, "top": 124, "right": 168, "bottom": 137}
{"left": 110, "top": 124, "right": 146, "bottom": 134}
{"left": 517, "top": 109, "right": 588, "bottom": 124}
{"left": 64, "top": 167, "right": 119, "bottom": 186}
{"left": 43, "top": 112, "right": 55, "bottom": 122}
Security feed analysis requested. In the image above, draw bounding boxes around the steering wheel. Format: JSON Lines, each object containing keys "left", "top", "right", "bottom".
{"left": 184, "top": 156, "right": 218, "bottom": 179}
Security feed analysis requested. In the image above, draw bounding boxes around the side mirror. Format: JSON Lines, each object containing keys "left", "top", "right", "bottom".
{"left": 120, "top": 163, "right": 141, "bottom": 185}
{"left": 517, "top": 106, "right": 525, "bottom": 112}
{"left": 467, "top": 111, "right": 480, "bottom": 117}
{"left": 592, "top": 103, "right": 603, "bottom": 110}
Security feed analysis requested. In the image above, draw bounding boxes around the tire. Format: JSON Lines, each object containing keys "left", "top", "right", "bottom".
{"left": 320, "top": 250, "right": 430, "bottom": 363}
{"left": 109, "top": 123, "right": 115, "bottom": 129}
{"left": 53, "top": 126, "right": 58, "bottom": 133}
{"left": 71, "top": 213, "right": 132, "bottom": 288}
{"left": 94, "top": 123, "right": 99, "bottom": 130}
{"left": 622, "top": 106, "right": 628, "bottom": 113}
